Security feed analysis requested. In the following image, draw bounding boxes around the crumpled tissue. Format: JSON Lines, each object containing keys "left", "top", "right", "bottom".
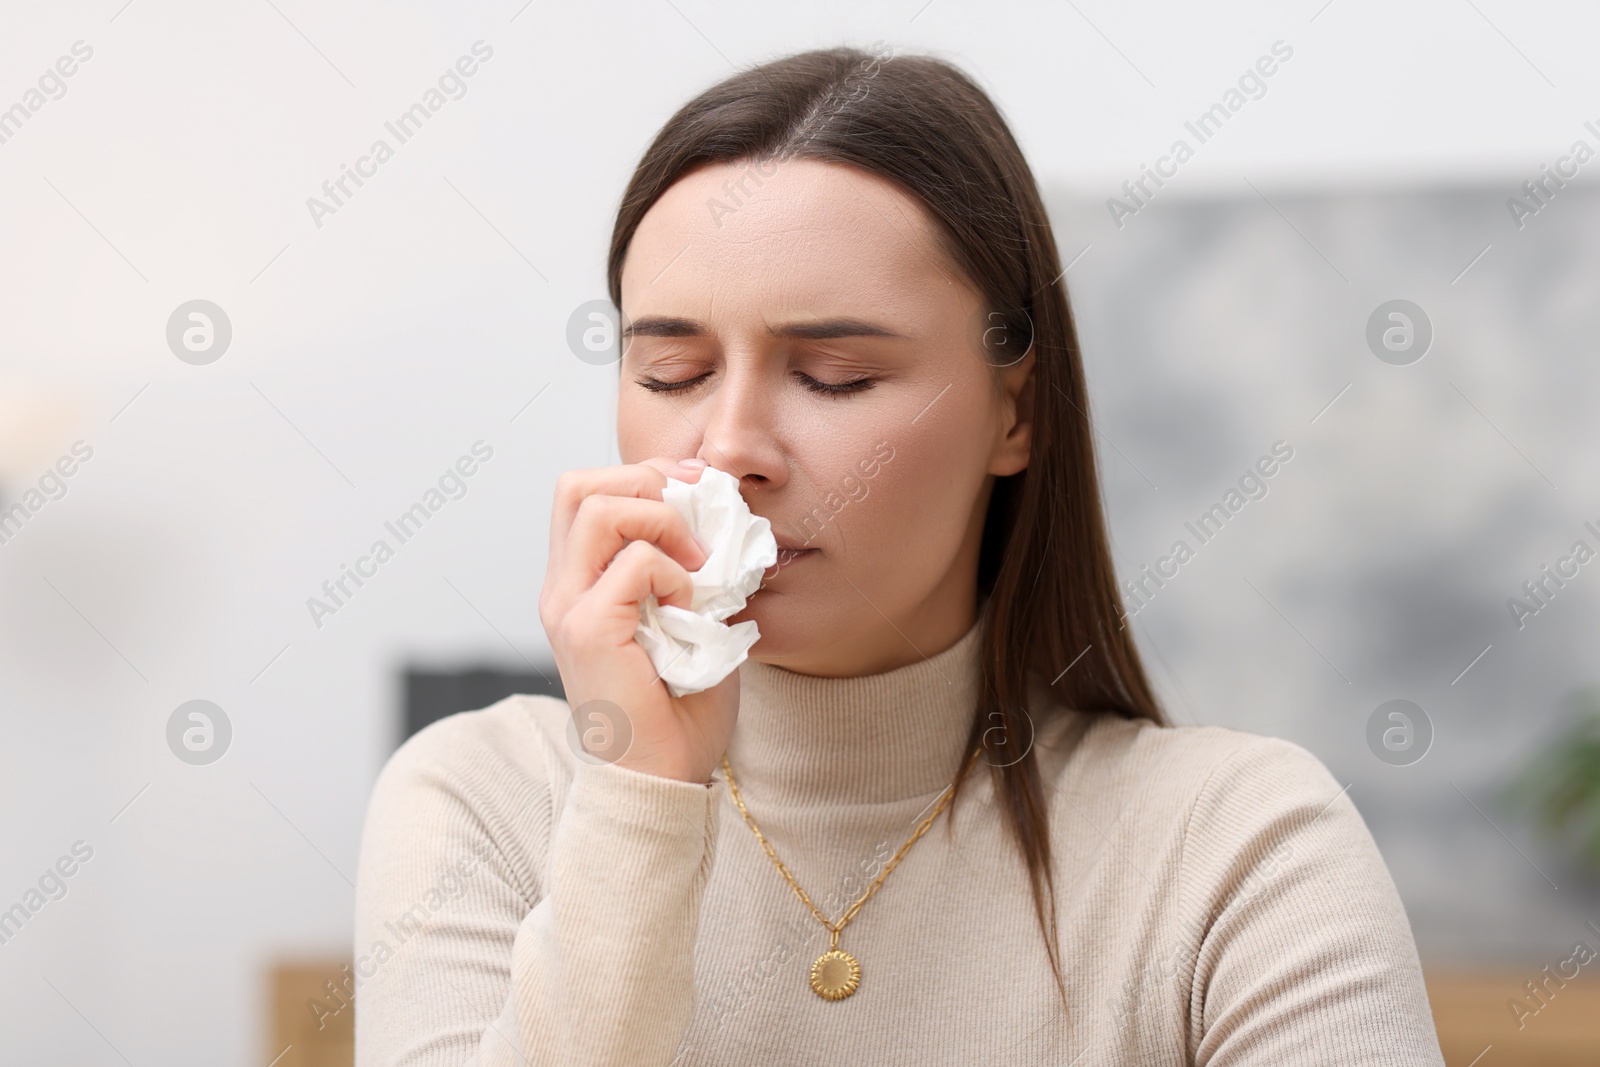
{"left": 634, "top": 465, "right": 779, "bottom": 697}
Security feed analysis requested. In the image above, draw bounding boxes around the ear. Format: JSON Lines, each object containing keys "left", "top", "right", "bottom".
{"left": 989, "top": 346, "right": 1035, "bottom": 477}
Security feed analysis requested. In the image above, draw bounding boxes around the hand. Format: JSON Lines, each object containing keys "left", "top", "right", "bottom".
{"left": 538, "top": 458, "right": 741, "bottom": 785}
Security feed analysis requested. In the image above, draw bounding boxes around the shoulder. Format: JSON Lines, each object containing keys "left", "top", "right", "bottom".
{"left": 359, "top": 693, "right": 579, "bottom": 900}
{"left": 1035, "top": 703, "right": 1340, "bottom": 825}
{"left": 371, "top": 691, "right": 577, "bottom": 805}
{"left": 1033, "top": 704, "right": 1393, "bottom": 910}
{"left": 1028, "top": 696, "right": 1360, "bottom": 882}
{"left": 1024, "top": 699, "right": 1441, "bottom": 1060}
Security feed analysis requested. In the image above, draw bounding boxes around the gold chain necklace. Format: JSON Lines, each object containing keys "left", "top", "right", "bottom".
{"left": 720, "top": 745, "right": 982, "bottom": 1001}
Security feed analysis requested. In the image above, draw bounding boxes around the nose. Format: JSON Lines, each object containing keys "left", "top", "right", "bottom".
{"left": 693, "top": 362, "right": 788, "bottom": 492}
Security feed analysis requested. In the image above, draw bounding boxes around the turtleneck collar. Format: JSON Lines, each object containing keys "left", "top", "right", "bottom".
{"left": 719, "top": 612, "right": 986, "bottom": 806}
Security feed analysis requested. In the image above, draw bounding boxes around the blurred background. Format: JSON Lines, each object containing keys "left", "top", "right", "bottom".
{"left": 2, "top": 0, "right": 1598, "bottom": 1063}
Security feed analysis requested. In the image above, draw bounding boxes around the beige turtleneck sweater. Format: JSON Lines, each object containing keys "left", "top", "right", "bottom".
{"left": 351, "top": 617, "right": 1445, "bottom": 1065}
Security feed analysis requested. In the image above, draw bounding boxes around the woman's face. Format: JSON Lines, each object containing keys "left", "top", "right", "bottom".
{"left": 617, "top": 158, "right": 1033, "bottom": 676}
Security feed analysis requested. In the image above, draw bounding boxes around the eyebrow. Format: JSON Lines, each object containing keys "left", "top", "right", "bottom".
{"left": 622, "top": 315, "right": 907, "bottom": 341}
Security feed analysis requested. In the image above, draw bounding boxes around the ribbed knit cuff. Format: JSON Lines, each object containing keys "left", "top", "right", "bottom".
{"left": 566, "top": 757, "right": 720, "bottom": 840}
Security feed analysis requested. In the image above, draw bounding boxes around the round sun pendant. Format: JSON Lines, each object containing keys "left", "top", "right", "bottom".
{"left": 810, "top": 948, "right": 861, "bottom": 1000}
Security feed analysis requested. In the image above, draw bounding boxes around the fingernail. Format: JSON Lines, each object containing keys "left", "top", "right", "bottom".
{"left": 678, "top": 458, "right": 707, "bottom": 469}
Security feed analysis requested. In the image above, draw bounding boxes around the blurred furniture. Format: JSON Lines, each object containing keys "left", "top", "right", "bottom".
{"left": 401, "top": 664, "right": 563, "bottom": 746}
{"left": 1427, "top": 971, "right": 1600, "bottom": 1066}
{"left": 269, "top": 959, "right": 354, "bottom": 1067}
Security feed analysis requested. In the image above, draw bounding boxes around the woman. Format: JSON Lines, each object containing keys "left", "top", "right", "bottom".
{"left": 353, "top": 46, "right": 1445, "bottom": 1065}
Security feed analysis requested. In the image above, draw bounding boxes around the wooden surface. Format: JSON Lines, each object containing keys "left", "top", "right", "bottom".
{"left": 269, "top": 959, "right": 355, "bottom": 1067}
{"left": 1427, "top": 971, "right": 1600, "bottom": 1067}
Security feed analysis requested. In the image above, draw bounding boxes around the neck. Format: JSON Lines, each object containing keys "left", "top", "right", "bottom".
{"left": 722, "top": 612, "right": 986, "bottom": 806}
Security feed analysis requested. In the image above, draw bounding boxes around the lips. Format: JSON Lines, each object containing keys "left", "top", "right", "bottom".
{"left": 763, "top": 545, "right": 816, "bottom": 579}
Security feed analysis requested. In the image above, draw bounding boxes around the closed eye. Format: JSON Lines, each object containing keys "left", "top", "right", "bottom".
{"left": 632, "top": 371, "right": 875, "bottom": 397}
{"left": 633, "top": 371, "right": 712, "bottom": 394}
{"left": 796, "top": 372, "right": 874, "bottom": 396}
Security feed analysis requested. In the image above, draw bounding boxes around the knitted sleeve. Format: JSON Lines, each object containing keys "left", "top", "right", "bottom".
{"left": 1176, "top": 734, "right": 1446, "bottom": 1066}
{"left": 351, "top": 701, "right": 720, "bottom": 1066}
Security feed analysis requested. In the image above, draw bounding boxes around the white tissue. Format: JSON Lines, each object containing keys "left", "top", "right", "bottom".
{"left": 634, "top": 465, "right": 779, "bottom": 697}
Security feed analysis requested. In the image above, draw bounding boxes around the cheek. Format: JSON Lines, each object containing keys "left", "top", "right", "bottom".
{"left": 616, "top": 394, "right": 695, "bottom": 463}
{"left": 823, "top": 422, "right": 981, "bottom": 559}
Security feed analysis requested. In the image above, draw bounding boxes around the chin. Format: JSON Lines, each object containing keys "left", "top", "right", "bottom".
{"left": 732, "top": 589, "right": 819, "bottom": 664}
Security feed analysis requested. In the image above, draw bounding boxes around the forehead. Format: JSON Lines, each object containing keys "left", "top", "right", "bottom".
{"left": 619, "top": 158, "right": 966, "bottom": 325}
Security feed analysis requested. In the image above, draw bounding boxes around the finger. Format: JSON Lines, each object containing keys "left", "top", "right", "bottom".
{"left": 549, "top": 459, "right": 698, "bottom": 573}
{"left": 553, "top": 496, "right": 707, "bottom": 605}
{"left": 558, "top": 540, "right": 692, "bottom": 660}
{"left": 639, "top": 456, "right": 708, "bottom": 485}
{"left": 581, "top": 539, "right": 697, "bottom": 633}
{"left": 553, "top": 460, "right": 672, "bottom": 575}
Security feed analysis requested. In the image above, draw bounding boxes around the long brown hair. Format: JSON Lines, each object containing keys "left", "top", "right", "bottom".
{"left": 605, "top": 44, "right": 1166, "bottom": 1007}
